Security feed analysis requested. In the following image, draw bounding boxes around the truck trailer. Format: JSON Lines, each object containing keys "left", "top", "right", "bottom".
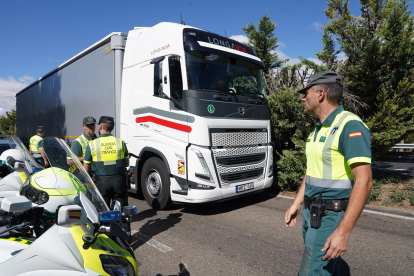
{"left": 16, "top": 22, "right": 274, "bottom": 209}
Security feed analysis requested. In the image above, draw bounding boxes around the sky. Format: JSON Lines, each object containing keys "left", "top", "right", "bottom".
{"left": 0, "top": 0, "right": 364, "bottom": 116}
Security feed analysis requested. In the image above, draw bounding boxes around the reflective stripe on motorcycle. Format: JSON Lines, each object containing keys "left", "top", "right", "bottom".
{"left": 0, "top": 237, "right": 33, "bottom": 245}
{"left": 69, "top": 226, "right": 138, "bottom": 275}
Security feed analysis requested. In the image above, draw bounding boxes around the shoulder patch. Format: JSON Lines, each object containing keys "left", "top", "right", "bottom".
{"left": 349, "top": 132, "right": 362, "bottom": 138}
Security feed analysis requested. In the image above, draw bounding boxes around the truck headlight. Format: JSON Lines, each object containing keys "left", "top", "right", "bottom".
{"left": 100, "top": 254, "right": 136, "bottom": 276}
{"left": 191, "top": 148, "right": 213, "bottom": 182}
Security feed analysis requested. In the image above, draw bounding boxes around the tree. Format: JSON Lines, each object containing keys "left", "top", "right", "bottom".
{"left": 324, "top": 0, "right": 414, "bottom": 157}
{"left": 241, "top": 11, "right": 287, "bottom": 77}
{"left": 0, "top": 109, "right": 17, "bottom": 135}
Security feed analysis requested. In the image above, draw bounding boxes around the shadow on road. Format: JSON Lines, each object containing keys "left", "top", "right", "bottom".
{"left": 131, "top": 208, "right": 158, "bottom": 223}
{"left": 155, "top": 263, "right": 190, "bottom": 276}
{"left": 131, "top": 213, "right": 182, "bottom": 250}
{"left": 179, "top": 191, "right": 277, "bottom": 216}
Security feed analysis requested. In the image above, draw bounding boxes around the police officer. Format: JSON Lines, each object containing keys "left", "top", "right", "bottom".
{"left": 29, "top": 126, "right": 48, "bottom": 167}
{"left": 71, "top": 116, "right": 98, "bottom": 163}
{"left": 83, "top": 116, "right": 129, "bottom": 208}
{"left": 284, "top": 71, "right": 373, "bottom": 275}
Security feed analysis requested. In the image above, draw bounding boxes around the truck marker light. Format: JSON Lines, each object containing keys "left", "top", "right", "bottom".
{"left": 178, "top": 160, "right": 185, "bottom": 175}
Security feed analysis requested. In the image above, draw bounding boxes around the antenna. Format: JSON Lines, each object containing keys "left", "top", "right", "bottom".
{"left": 224, "top": 30, "right": 227, "bottom": 37}
{"left": 180, "top": 13, "right": 186, "bottom": 25}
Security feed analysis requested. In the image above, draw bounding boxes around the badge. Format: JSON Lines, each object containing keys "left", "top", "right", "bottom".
{"left": 319, "top": 136, "right": 326, "bottom": 142}
{"left": 207, "top": 104, "right": 215, "bottom": 113}
{"left": 178, "top": 160, "right": 185, "bottom": 175}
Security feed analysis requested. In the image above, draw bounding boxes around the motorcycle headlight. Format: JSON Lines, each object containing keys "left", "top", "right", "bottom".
{"left": 100, "top": 254, "right": 136, "bottom": 276}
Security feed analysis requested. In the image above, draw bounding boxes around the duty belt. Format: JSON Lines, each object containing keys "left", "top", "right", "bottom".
{"left": 304, "top": 195, "right": 349, "bottom": 212}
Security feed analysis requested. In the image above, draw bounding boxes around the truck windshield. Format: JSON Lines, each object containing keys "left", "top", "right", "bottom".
{"left": 185, "top": 51, "right": 265, "bottom": 97}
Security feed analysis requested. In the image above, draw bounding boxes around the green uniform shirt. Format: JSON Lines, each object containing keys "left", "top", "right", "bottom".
{"left": 305, "top": 105, "right": 371, "bottom": 199}
{"left": 306, "top": 106, "right": 371, "bottom": 162}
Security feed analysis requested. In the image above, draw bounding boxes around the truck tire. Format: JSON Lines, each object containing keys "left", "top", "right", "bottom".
{"left": 141, "top": 157, "right": 172, "bottom": 210}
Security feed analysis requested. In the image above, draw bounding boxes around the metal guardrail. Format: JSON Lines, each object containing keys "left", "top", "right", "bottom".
{"left": 392, "top": 144, "right": 414, "bottom": 150}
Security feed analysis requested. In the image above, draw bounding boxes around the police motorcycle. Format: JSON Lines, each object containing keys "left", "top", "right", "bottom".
{"left": 0, "top": 135, "right": 43, "bottom": 197}
{"left": 0, "top": 137, "right": 138, "bottom": 275}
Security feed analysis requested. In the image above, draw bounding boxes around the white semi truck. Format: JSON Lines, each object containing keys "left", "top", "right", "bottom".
{"left": 16, "top": 22, "right": 274, "bottom": 209}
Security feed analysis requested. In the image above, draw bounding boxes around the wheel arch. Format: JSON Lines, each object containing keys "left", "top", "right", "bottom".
{"left": 133, "top": 147, "right": 171, "bottom": 192}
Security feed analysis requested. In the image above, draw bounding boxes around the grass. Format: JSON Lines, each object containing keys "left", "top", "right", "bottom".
{"left": 366, "top": 187, "right": 383, "bottom": 204}
{"left": 389, "top": 189, "right": 406, "bottom": 204}
{"left": 408, "top": 192, "right": 414, "bottom": 206}
{"left": 365, "top": 176, "right": 414, "bottom": 207}
{"left": 404, "top": 182, "right": 414, "bottom": 192}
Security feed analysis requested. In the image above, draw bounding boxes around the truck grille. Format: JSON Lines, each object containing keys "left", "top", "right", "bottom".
{"left": 211, "top": 132, "right": 267, "bottom": 147}
{"left": 216, "top": 153, "right": 266, "bottom": 167}
{"left": 221, "top": 168, "right": 264, "bottom": 183}
{"left": 210, "top": 130, "right": 268, "bottom": 187}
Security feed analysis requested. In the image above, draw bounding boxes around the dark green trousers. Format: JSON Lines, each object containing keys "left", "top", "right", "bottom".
{"left": 299, "top": 205, "right": 345, "bottom": 276}
{"left": 94, "top": 175, "right": 128, "bottom": 209}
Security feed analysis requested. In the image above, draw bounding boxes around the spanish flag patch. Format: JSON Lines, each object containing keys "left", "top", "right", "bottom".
{"left": 349, "top": 132, "right": 362, "bottom": 138}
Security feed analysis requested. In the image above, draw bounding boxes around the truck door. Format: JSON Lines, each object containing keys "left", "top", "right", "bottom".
{"left": 148, "top": 55, "right": 189, "bottom": 143}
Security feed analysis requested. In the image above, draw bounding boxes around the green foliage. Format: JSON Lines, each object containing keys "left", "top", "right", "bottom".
{"left": 0, "top": 109, "right": 16, "bottom": 135}
{"left": 241, "top": 11, "right": 287, "bottom": 75}
{"left": 276, "top": 149, "right": 306, "bottom": 191}
{"left": 404, "top": 182, "right": 414, "bottom": 191}
{"left": 323, "top": 0, "right": 414, "bottom": 158}
{"left": 366, "top": 187, "right": 383, "bottom": 203}
{"left": 374, "top": 176, "right": 401, "bottom": 185}
{"left": 267, "top": 87, "right": 314, "bottom": 190}
{"left": 389, "top": 189, "right": 406, "bottom": 203}
{"left": 366, "top": 178, "right": 384, "bottom": 203}
{"left": 408, "top": 192, "right": 414, "bottom": 206}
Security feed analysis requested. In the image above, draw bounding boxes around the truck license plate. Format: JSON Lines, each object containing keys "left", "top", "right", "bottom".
{"left": 236, "top": 183, "right": 254, "bottom": 193}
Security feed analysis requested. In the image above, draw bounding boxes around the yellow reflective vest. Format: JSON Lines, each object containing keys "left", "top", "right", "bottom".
{"left": 305, "top": 111, "right": 370, "bottom": 199}
{"left": 88, "top": 136, "right": 127, "bottom": 176}
{"left": 29, "top": 135, "right": 43, "bottom": 154}
{"left": 74, "top": 134, "right": 90, "bottom": 157}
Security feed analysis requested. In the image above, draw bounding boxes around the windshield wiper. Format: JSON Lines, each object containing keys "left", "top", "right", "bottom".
{"left": 248, "top": 96, "right": 266, "bottom": 105}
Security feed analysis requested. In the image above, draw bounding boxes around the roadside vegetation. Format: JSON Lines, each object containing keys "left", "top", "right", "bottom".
{"left": 366, "top": 176, "right": 414, "bottom": 208}
{"left": 242, "top": 1, "right": 414, "bottom": 195}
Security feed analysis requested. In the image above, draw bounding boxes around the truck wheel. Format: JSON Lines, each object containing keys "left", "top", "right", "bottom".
{"left": 141, "top": 157, "right": 172, "bottom": 210}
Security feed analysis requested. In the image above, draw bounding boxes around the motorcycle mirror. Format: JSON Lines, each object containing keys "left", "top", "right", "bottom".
{"left": 56, "top": 205, "right": 95, "bottom": 239}
{"left": 6, "top": 156, "right": 16, "bottom": 167}
{"left": 14, "top": 161, "right": 25, "bottom": 170}
{"left": 1, "top": 196, "right": 32, "bottom": 213}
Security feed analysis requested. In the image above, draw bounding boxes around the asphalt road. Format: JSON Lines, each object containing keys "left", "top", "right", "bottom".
{"left": 128, "top": 192, "right": 414, "bottom": 276}
{"left": 372, "top": 161, "right": 414, "bottom": 179}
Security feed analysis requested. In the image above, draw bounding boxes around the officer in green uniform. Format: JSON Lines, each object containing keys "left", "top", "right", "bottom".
{"left": 83, "top": 116, "right": 129, "bottom": 208}
{"left": 29, "top": 126, "right": 48, "bottom": 167}
{"left": 285, "top": 71, "right": 373, "bottom": 275}
{"left": 71, "top": 116, "right": 98, "bottom": 163}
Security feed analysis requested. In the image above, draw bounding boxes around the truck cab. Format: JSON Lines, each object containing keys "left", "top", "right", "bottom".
{"left": 121, "top": 23, "right": 273, "bottom": 209}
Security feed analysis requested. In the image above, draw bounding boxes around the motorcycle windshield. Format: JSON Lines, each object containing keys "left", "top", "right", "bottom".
{"left": 42, "top": 137, "right": 109, "bottom": 212}
{"left": 5, "top": 135, "right": 41, "bottom": 180}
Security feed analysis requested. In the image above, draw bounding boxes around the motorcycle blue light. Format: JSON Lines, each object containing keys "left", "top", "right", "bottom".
{"left": 99, "top": 211, "right": 121, "bottom": 222}
{"left": 33, "top": 168, "right": 44, "bottom": 173}
{"left": 131, "top": 206, "right": 137, "bottom": 215}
